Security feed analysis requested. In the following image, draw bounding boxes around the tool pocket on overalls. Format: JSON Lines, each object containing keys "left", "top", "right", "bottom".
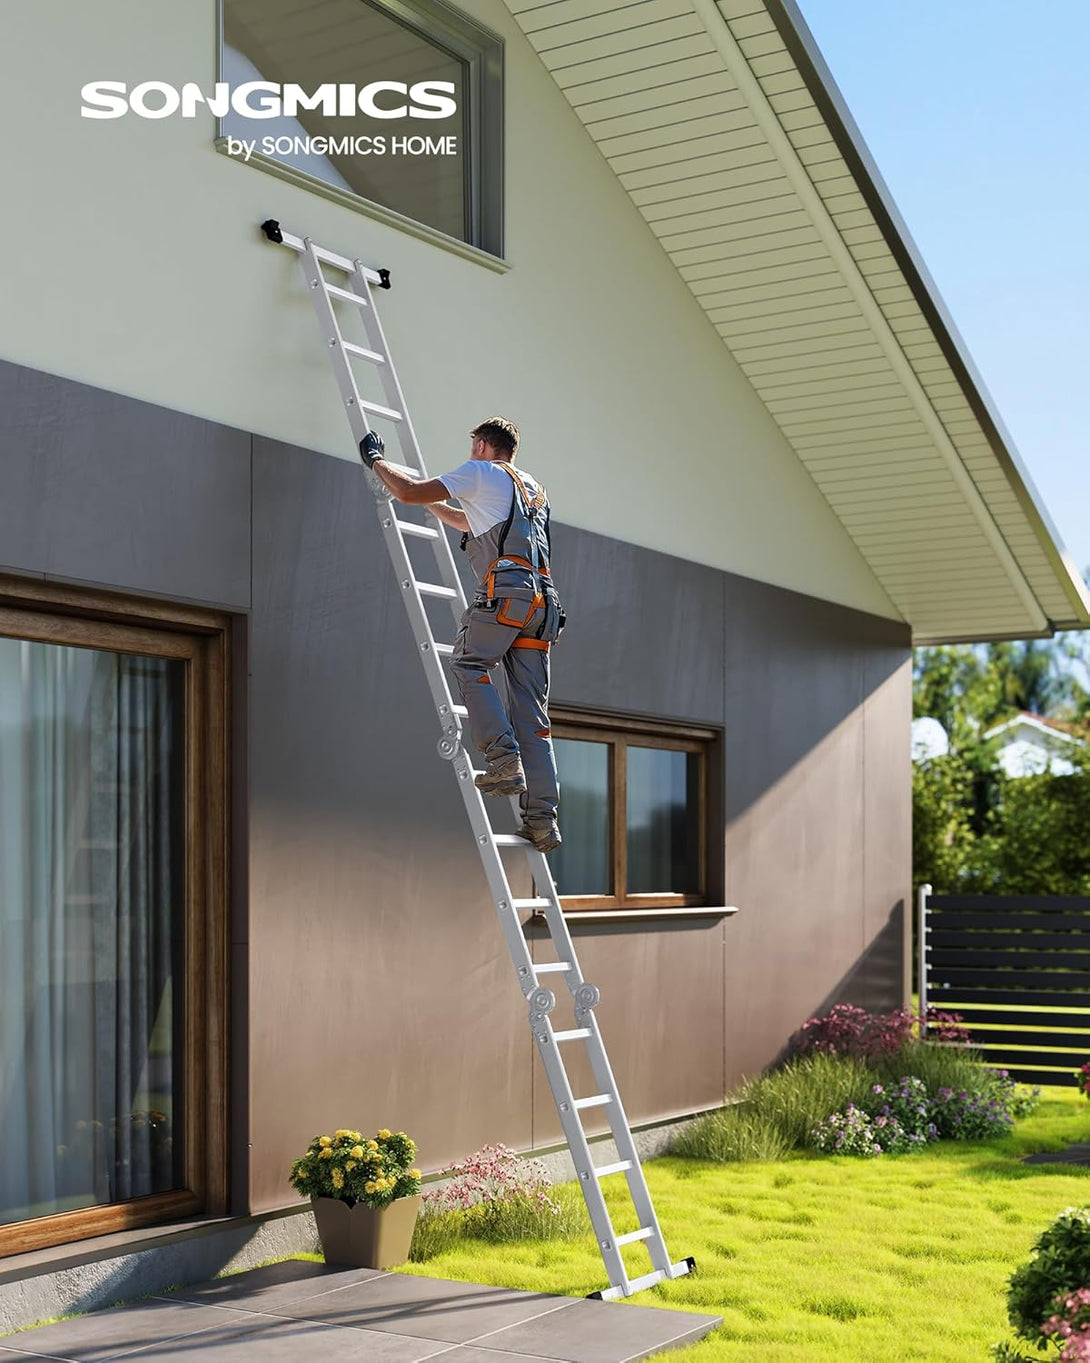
{"left": 496, "top": 596, "right": 538, "bottom": 628}
{"left": 540, "top": 594, "right": 565, "bottom": 644}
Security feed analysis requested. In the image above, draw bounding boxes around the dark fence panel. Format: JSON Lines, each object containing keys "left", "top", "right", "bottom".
{"left": 923, "top": 893, "right": 1090, "bottom": 1086}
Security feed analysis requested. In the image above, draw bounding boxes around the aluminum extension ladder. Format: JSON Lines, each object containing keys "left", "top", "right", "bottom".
{"left": 261, "top": 219, "right": 694, "bottom": 1301}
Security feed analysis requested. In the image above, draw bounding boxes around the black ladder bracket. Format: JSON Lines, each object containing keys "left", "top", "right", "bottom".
{"left": 260, "top": 218, "right": 283, "bottom": 243}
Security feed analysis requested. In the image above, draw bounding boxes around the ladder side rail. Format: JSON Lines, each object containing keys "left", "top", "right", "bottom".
{"left": 530, "top": 1012, "right": 631, "bottom": 1297}
{"left": 352, "top": 266, "right": 467, "bottom": 623}
{"left": 580, "top": 1012, "right": 676, "bottom": 1278}
{"left": 297, "top": 246, "right": 379, "bottom": 457}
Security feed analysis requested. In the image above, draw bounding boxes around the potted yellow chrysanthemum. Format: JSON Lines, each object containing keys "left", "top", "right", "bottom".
{"left": 289, "top": 1128, "right": 422, "bottom": 1268}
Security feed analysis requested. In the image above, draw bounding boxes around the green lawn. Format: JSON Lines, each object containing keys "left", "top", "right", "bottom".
{"left": 398, "top": 1089, "right": 1090, "bottom": 1362}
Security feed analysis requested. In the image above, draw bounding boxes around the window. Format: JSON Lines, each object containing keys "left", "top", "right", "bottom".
{"left": 220, "top": 0, "right": 504, "bottom": 256}
{"left": 0, "top": 586, "right": 229, "bottom": 1255}
{"left": 550, "top": 710, "right": 719, "bottom": 911}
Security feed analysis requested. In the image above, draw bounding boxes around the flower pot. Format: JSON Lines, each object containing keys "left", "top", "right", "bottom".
{"left": 311, "top": 1194, "right": 421, "bottom": 1269}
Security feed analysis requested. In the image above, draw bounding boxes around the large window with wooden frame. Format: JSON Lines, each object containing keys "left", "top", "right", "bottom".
{"left": 550, "top": 709, "right": 718, "bottom": 911}
{"left": 0, "top": 582, "right": 229, "bottom": 1256}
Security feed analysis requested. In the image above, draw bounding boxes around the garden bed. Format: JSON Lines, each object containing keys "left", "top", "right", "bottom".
{"left": 400, "top": 1087, "right": 1090, "bottom": 1361}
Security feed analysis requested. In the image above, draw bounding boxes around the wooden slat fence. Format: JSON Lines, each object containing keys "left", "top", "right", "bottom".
{"left": 919, "top": 890, "right": 1090, "bottom": 1087}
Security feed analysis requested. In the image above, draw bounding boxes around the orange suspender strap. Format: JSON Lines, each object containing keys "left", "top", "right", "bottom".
{"left": 511, "top": 637, "right": 549, "bottom": 650}
{"left": 496, "top": 462, "right": 547, "bottom": 510}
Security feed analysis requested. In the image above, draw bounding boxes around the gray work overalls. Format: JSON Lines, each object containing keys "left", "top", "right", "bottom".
{"left": 449, "top": 463, "right": 564, "bottom": 827}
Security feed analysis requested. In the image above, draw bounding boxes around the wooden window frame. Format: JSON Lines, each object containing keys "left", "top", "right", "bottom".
{"left": 0, "top": 576, "right": 230, "bottom": 1257}
{"left": 551, "top": 706, "right": 720, "bottom": 913}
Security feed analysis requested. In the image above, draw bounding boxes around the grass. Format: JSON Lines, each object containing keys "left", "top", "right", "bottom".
{"left": 396, "top": 1087, "right": 1090, "bottom": 1362}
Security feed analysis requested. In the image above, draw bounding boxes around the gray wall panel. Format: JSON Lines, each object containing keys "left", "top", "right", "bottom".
{"left": 0, "top": 359, "right": 250, "bottom": 607}
{"left": 548, "top": 524, "right": 726, "bottom": 724}
{"left": 0, "top": 366, "right": 914, "bottom": 1226}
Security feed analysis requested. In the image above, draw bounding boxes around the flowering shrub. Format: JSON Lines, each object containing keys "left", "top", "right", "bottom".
{"left": 988, "top": 1069, "right": 1042, "bottom": 1120}
{"left": 1043, "top": 1287, "right": 1090, "bottom": 1360}
{"left": 411, "top": 1144, "right": 584, "bottom": 1258}
{"left": 811, "top": 1105, "right": 885, "bottom": 1157}
{"left": 929, "top": 1086, "right": 1013, "bottom": 1140}
{"left": 862, "top": 1076, "right": 938, "bottom": 1147}
{"left": 423, "top": 1143, "right": 559, "bottom": 1220}
{"left": 1005, "top": 1208, "right": 1090, "bottom": 1345}
{"left": 1078, "top": 1063, "right": 1090, "bottom": 1100}
{"left": 289, "top": 1128, "right": 421, "bottom": 1209}
{"left": 787, "top": 1004, "right": 970, "bottom": 1060}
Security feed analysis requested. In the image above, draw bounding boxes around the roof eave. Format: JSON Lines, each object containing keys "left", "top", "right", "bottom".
{"left": 763, "top": 0, "right": 1090, "bottom": 632}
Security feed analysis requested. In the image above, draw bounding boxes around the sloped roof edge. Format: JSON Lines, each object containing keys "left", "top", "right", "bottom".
{"left": 764, "top": 0, "right": 1090, "bottom": 632}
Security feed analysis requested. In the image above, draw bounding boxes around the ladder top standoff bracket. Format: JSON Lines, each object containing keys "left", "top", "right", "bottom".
{"left": 260, "top": 219, "right": 391, "bottom": 288}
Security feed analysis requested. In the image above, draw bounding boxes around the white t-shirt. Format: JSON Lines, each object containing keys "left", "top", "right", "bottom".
{"left": 438, "top": 460, "right": 544, "bottom": 539}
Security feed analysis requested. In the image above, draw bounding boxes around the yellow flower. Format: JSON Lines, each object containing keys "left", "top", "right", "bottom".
{"left": 334, "top": 1129, "right": 351, "bottom": 1139}
{"left": 319, "top": 1149, "right": 333, "bottom": 1160}
{"left": 409, "top": 1169, "right": 421, "bottom": 1179}
{"left": 368, "top": 1140, "right": 379, "bottom": 1151}
{"left": 377, "top": 1129, "right": 391, "bottom": 1140}
{"left": 350, "top": 1146, "right": 364, "bottom": 1159}
{"left": 346, "top": 1161, "right": 357, "bottom": 1172}
{"left": 331, "top": 1167, "right": 344, "bottom": 1190}
{"left": 318, "top": 1136, "right": 332, "bottom": 1148}
{"left": 351, "top": 1131, "right": 362, "bottom": 1141}
{"left": 365, "top": 1181, "right": 376, "bottom": 1194}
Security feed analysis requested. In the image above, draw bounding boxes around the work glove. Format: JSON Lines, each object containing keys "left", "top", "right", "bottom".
{"left": 360, "top": 431, "right": 385, "bottom": 468}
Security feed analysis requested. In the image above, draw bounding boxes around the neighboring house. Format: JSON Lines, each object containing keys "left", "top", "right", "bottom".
{"left": 985, "top": 713, "right": 1086, "bottom": 778}
{"left": 2, "top": 0, "right": 1089, "bottom": 1313}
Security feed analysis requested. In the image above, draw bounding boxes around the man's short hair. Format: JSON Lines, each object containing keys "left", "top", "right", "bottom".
{"left": 470, "top": 417, "right": 520, "bottom": 459}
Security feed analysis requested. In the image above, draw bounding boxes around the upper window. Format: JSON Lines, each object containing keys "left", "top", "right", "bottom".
{"left": 220, "top": 0, "right": 503, "bottom": 256}
{"left": 550, "top": 710, "right": 718, "bottom": 911}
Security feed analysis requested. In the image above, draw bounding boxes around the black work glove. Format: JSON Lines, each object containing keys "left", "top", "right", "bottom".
{"left": 360, "top": 431, "right": 385, "bottom": 468}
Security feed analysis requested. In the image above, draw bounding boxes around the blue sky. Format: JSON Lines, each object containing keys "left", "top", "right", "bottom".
{"left": 795, "top": 0, "right": 1090, "bottom": 583}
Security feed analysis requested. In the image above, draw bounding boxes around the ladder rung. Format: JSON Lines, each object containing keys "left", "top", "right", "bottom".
{"left": 514, "top": 898, "right": 550, "bottom": 910}
{"left": 615, "top": 1228, "right": 653, "bottom": 1246}
{"left": 595, "top": 1161, "right": 632, "bottom": 1179}
{"left": 493, "top": 833, "right": 530, "bottom": 847}
{"left": 395, "top": 521, "right": 439, "bottom": 540}
{"left": 553, "top": 1028, "right": 591, "bottom": 1043}
{"left": 325, "top": 283, "right": 369, "bottom": 307}
{"left": 452, "top": 704, "right": 468, "bottom": 717}
{"left": 342, "top": 341, "right": 385, "bottom": 365}
{"left": 360, "top": 399, "right": 403, "bottom": 422}
{"left": 533, "top": 962, "right": 572, "bottom": 974}
{"left": 416, "top": 583, "right": 458, "bottom": 599}
{"left": 573, "top": 1095, "right": 613, "bottom": 1111}
{"left": 434, "top": 643, "right": 454, "bottom": 656}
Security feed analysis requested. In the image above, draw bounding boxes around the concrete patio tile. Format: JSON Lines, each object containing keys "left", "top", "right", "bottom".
{"left": 423, "top": 1349, "right": 569, "bottom": 1363}
{"left": 468, "top": 1297, "right": 722, "bottom": 1362}
{"left": 269, "top": 1273, "right": 578, "bottom": 1344}
{"left": 0, "top": 1300, "right": 259, "bottom": 1361}
{"left": 150, "top": 1259, "right": 389, "bottom": 1314}
{"left": 106, "top": 1315, "right": 456, "bottom": 1362}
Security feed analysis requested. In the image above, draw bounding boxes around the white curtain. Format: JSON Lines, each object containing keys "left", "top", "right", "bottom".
{"left": 0, "top": 639, "right": 180, "bottom": 1226}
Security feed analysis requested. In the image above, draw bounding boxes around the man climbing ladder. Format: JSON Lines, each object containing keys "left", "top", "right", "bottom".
{"left": 363, "top": 417, "right": 565, "bottom": 853}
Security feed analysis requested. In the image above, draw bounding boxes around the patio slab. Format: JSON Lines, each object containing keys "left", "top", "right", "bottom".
{"left": 0, "top": 1262, "right": 720, "bottom": 1363}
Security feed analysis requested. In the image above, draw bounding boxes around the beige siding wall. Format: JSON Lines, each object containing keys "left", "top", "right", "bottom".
{"left": 0, "top": 0, "right": 899, "bottom": 618}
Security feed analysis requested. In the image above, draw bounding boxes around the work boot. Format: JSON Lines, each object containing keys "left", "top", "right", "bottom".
{"left": 515, "top": 820, "right": 562, "bottom": 853}
{"left": 474, "top": 757, "right": 527, "bottom": 797}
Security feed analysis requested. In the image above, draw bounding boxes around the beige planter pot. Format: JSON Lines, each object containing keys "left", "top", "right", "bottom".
{"left": 311, "top": 1194, "right": 421, "bottom": 1269}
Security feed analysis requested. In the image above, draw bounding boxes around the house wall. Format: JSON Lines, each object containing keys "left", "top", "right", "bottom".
{"left": 0, "top": 0, "right": 899, "bottom": 620}
{"left": 0, "top": 359, "right": 911, "bottom": 1216}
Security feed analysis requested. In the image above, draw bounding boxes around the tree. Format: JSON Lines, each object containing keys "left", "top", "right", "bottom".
{"left": 912, "top": 620, "right": 1090, "bottom": 892}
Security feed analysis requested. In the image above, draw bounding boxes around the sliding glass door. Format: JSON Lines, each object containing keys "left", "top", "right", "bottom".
{"left": 0, "top": 593, "right": 228, "bottom": 1253}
